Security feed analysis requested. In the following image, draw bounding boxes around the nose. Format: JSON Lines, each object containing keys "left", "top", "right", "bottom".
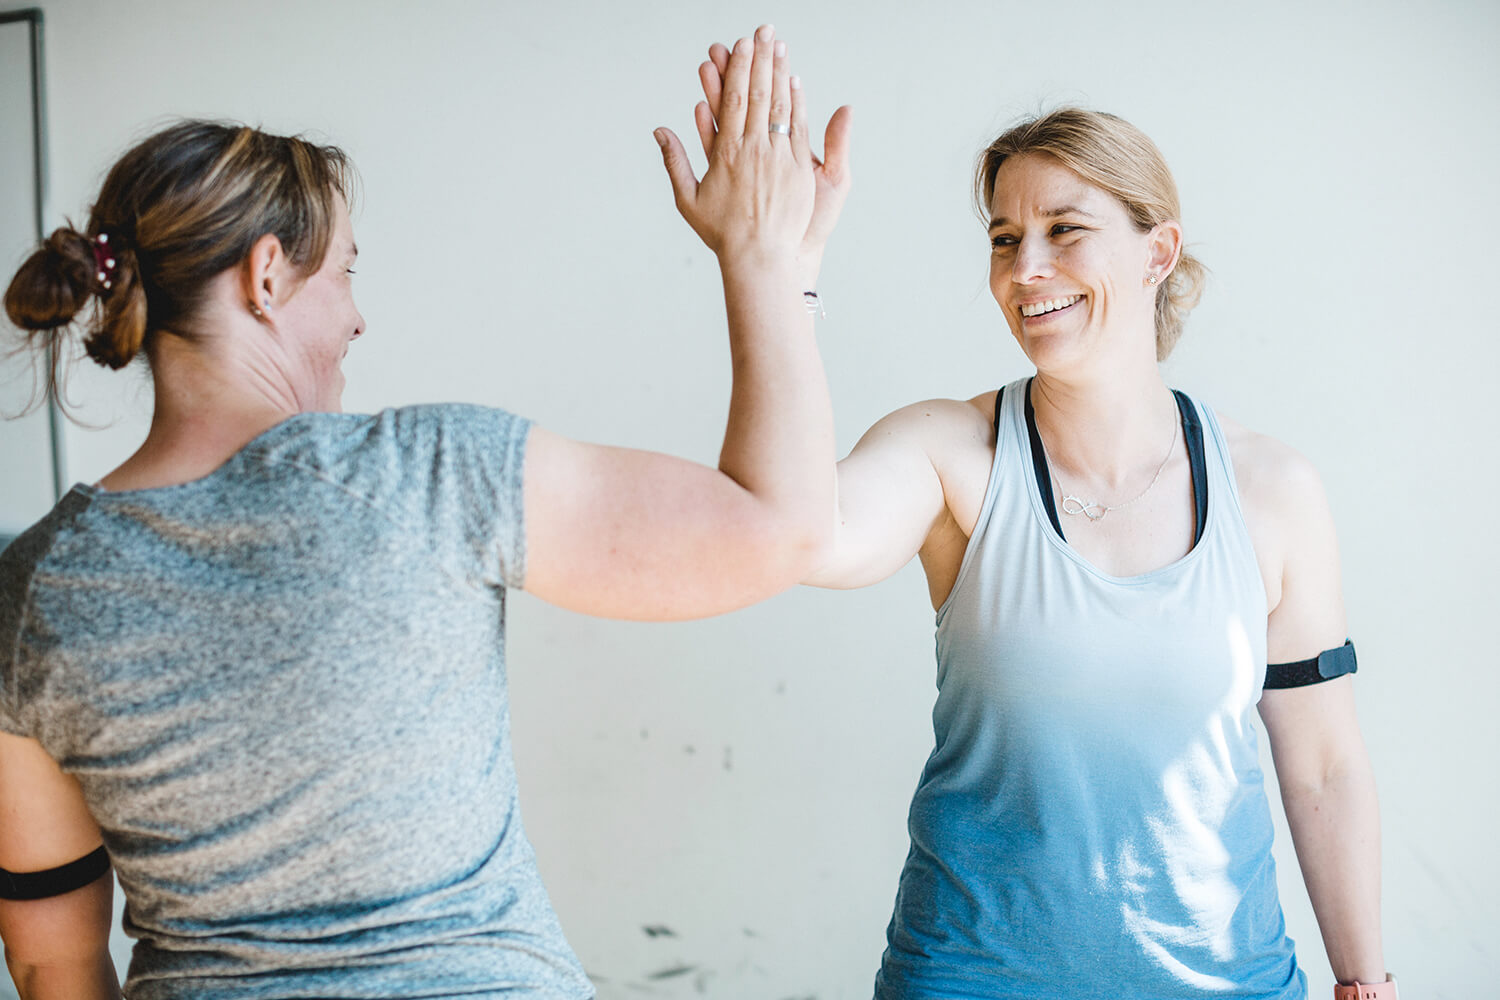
{"left": 1011, "top": 233, "right": 1054, "bottom": 285}
{"left": 351, "top": 310, "right": 367, "bottom": 340}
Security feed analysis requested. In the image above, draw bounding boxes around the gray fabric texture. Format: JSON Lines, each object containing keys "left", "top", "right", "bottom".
{"left": 0, "top": 405, "right": 592, "bottom": 999}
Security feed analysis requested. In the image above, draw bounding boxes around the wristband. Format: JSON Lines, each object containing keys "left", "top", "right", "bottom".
{"left": 1333, "top": 974, "right": 1398, "bottom": 1000}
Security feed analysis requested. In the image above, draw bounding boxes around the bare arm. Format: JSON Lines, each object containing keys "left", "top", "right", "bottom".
{"left": 523, "top": 27, "right": 842, "bottom": 621}
{"left": 0, "top": 732, "right": 120, "bottom": 1000}
{"left": 801, "top": 401, "right": 965, "bottom": 590}
{"left": 1252, "top": 446, "right": 1385, "bottom": 986}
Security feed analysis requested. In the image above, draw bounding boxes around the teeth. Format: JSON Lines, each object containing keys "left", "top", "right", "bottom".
{"left": 1020, "top": 294, "right": 1082, "bottom": 318}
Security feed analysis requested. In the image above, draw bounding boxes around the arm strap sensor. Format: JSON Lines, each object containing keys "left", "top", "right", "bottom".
{"left": 1264, "top": 638, "right": 1357, "bottom": 690}
{"left": 0, "top": 845, "right": 110, "bottom": 900}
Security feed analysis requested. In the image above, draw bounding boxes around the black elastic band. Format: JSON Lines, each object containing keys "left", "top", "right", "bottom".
{"left": 1022, "top": 379, "right": 1206, "bottom": 545}
{"left": 0, "top": 845, "right": 110, "bottom": 901}
{"left": 1264, "top": 639, "right": 1358, "bottom": 690}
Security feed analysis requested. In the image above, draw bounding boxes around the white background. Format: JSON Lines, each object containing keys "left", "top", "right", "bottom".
{"left": 1, "top": 1, "right": 1496, "bottom": 997}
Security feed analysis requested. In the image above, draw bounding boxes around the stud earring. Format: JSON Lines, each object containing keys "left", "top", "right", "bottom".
{"left": 250, "top": 303, "right": 263, "bottom": 317}
{"left": 1146, "top": 274, "right": 1159, "bottom": 285}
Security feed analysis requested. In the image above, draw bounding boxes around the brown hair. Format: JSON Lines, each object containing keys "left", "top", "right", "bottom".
{"left": 4, "top": 120, "right": 354, "bottom": 406}
{"left": 975, "top": 107, "right": 1206, "bottom": 360}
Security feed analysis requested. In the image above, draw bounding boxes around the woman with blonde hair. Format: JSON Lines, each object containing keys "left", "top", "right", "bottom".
{"left": 0, "top": 26, "right": 850, "bottom": 1000}
{"left": 694, "top": 51, "right": 1388, "bottom": 992}
{"left": 821, "top": 106, "right": 1389, "bottom": 999}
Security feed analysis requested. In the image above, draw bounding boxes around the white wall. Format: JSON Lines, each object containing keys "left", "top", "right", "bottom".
{"left": 3, "top": 0, "right": 1496, "bottom": 996}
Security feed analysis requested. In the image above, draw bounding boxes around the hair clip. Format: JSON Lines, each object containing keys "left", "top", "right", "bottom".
{"left": 92, "top": 233, "right": 118, "bottom": 291}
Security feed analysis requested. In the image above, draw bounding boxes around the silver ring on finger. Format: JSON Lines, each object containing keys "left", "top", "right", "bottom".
{"left": 768, "top": 122, "right": 791, "bottom": 135}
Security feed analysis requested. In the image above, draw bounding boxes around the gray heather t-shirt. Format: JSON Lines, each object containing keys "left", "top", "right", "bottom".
{"left": 0, "top": 405, "right": 592, "bottom": 999}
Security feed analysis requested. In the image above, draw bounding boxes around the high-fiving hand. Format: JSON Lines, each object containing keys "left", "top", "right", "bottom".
{"left": 695, "top": 33, "right": 853, "bottom": 282}
{"left": 655, "top": 25, "right": 852, "bottom": 280}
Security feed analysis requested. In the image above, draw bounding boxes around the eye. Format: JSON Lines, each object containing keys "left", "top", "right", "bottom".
{"left": 1051, "top": 224, "right": 1083, "bottom": 237}
{"left": 990, "top": 234, "right": 1018, "bottom": 250}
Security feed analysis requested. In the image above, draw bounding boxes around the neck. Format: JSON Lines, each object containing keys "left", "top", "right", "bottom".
{"left": 1029, "top": 351, "right": 1177, "bottom": 493}
{"left": 99, "top": 330, "right": 335, "bottom": 492}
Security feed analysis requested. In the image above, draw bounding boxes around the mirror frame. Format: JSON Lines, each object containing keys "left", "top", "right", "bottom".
{"left": 1, "top": 7, "right": 62, "bottom": 551}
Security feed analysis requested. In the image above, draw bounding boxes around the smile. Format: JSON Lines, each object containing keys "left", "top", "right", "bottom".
{"left": 1020, "top": 295, "right": 1083, "bottom": 318}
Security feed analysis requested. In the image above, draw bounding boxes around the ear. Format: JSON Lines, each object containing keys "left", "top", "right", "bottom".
{"left": 240, "top": 233, "right": 290, "bottom": 315}
{"left": 1146, "top": 220, "right": 1183, "bottom": 282}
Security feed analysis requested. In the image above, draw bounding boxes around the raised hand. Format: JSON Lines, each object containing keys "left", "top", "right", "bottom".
{"left": 695, "top": 39, "right": 852, "bottom": 283}
{"left": 654, "top": 26, "right": 815, "bottom": 265}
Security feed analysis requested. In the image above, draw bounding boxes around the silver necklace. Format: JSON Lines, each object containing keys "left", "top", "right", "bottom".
{"left": 1045, "top": 415, "right": 1179, "bottom": 522}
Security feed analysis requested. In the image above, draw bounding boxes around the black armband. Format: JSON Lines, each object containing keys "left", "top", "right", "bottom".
{"left": 0, "top": 845, "right": 110, "bottom": 900}
{"left": 1264, "top": 639, "right": 1357, "bottom": 690}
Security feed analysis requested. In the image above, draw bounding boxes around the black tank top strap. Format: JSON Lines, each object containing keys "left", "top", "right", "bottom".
{"left": 1021, "top": 379, "right": 1065, "bottom": 537}
{"left": 1022, "top": 378, "right": 1208, "bottom": 546}
{"left": 1172, "top": 389, "right": 1208, "bottom": 547}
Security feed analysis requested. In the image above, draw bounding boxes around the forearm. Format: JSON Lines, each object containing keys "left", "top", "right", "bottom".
{"left": 8, "top": 953, "right": 121, "bottom": 1000}
{"left": 715, "top": 253, "right": 834, "bottom": 573}
{"left": 0, "top": 873, "right": 120, "bottom": 1000}
{"left": 1280, "top": 754, "right": 1385, "bottom": 984}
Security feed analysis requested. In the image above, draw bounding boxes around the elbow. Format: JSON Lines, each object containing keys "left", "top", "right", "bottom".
{"left": 738, "top": 505, "right": 834, "bottom": 597}
{"left": 1277, "top": 753, "right": 1379, "bottom": 809}
{"left": 778, "top": 500, "right": 837, "bottom": 581}
{"left": 4, "top": 953, "right": 121, "bottom": 1000}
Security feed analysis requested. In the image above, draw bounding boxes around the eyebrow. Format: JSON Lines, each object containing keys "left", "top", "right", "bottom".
{"left": 988, "top": 206, "right": 1099, "bottom": 230}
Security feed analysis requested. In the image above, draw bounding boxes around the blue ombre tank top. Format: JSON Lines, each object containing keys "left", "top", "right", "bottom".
{"left": 875, "top": 379, "right": 1305, "bottom": 999}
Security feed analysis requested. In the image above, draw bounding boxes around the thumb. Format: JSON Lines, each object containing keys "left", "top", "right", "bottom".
{"left": 820, "top": 106, "right": 854, "bottom": 186}
{"left": 654, "top": 128, "right": 699, "bottom": 215}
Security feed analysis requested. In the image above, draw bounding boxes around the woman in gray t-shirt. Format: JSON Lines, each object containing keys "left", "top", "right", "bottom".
{"left": 0, "top": 26, "right": 851, "bottom": 1000}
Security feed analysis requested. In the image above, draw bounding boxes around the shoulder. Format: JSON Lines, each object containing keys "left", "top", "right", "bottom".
{"left": 1, "top": 495, "right": 88, "bottom": 603}
{"left": 0, "top": 499, "right": 86, "bottom": 726}
{"left": 1213, "top": 408, "right": 1338, "bottom": 589}
{"left": 255, "top": 405, "right": 533, "bottom": 480}
{"left": 857, "top": 393, "right": 997, "bottom": 454}
{"left": 1214, "top": 409, "right": 1331, "bottom": 523}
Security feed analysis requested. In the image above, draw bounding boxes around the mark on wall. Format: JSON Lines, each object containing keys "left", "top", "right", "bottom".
{"left": 645, "top": 963, "right": 697, "bottom": 980}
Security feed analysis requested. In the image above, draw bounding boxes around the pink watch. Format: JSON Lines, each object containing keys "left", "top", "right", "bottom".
{"left": 1333, "top": 975, "right": 1398, "bottom": 1000}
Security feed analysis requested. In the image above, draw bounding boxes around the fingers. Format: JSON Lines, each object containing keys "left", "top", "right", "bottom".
{"left": 741, "top": 24, "right": 777, "bottom": 137}
{"left": 653, "top": 128, "right": 699, "bottom": 216}
{"left": 788, "top": 74, "right": 809, "bottom": 163}
{"left": 716, "top": 34, "right": 754, "bottom": 141}
{"left": 768, "top": 40, "right": 792, "bottom": 146}
{"left": 821, "top": 105, "right": 854, "bottom": 185}
{"left": 699, "top": 53, "right": 725, "bottom": 121}
{"left": 709, "top": 42, "right": 730, "bottom": 93}
{"left": 694, "top": 100, "right": 716, "bottom": 160}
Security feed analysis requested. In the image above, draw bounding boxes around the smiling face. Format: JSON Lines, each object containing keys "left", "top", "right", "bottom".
{"left": 987, "top": 153, "right": 1165, "bottom": 373}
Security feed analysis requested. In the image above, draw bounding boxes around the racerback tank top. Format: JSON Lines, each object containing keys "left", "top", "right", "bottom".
{"left": 874, "top": 378, "right": 1305, "bottom": 999}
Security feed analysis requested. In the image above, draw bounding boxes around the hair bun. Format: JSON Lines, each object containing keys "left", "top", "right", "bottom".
{"left": 3, "top": 226, "right": 99, "bottom": 332}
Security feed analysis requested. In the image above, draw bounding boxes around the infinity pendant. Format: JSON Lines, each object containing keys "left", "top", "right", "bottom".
{"left": 1060, "top": 495, "right": 1107, "bottom": 520}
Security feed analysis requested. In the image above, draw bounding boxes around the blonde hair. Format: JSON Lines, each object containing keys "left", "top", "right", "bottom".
{"left": 975, "top": 107, "right": 1205, "bottom": 360}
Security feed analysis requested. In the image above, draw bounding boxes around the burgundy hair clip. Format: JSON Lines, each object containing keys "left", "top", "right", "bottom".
{"left": 92, "top": 233, "right": 118, "bottom": 290}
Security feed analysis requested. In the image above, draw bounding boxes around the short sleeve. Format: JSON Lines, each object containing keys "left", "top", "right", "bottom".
{"left": 378, "top": 405, "right": 533, "bottom": 592}
{"left": 0, "top": 530, "right": 46, "bottom": 736}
